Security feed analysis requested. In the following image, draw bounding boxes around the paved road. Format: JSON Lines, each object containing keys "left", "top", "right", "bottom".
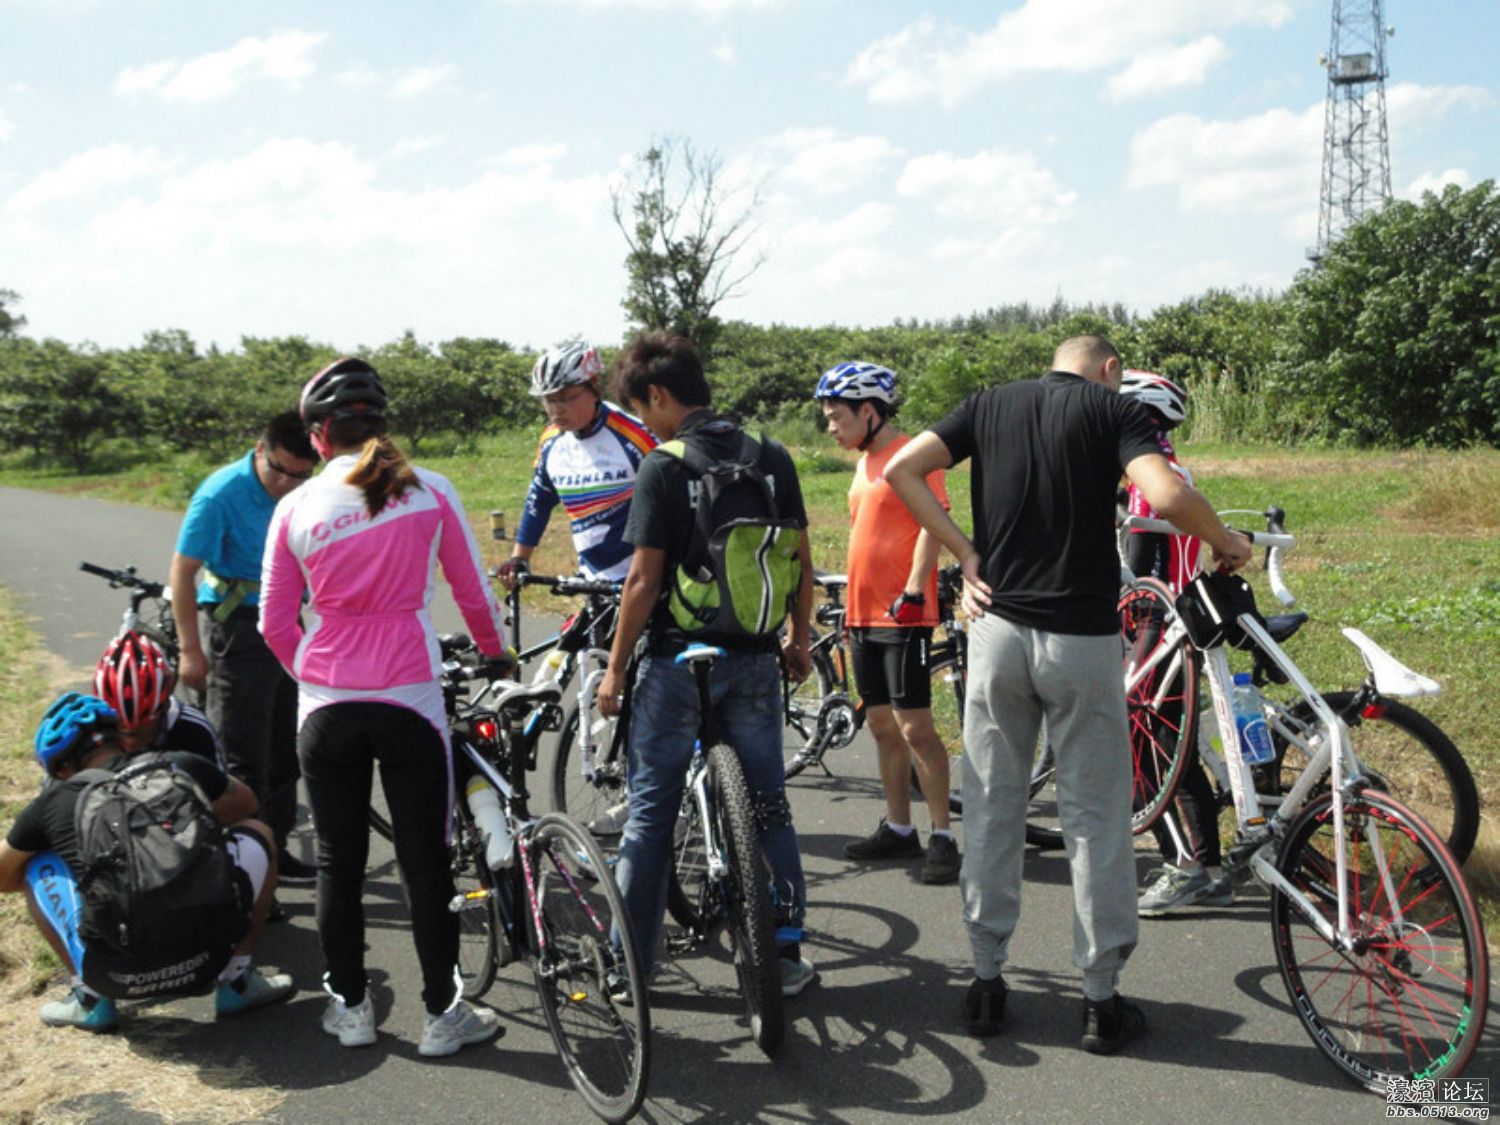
{"left": 0, "top": 484, "right": 1492, "bottom": 1123}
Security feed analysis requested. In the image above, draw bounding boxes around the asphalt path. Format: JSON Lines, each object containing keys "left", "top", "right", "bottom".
{"left": 0, "top": 483, "right": 1493, "bottom": 1123}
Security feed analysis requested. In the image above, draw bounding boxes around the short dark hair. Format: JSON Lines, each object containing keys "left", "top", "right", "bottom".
{"left": 612, "top": 331, "right": 711, "bottom": 410}
{"left": 264, "top": 410, "right": 315, "bottom": 460}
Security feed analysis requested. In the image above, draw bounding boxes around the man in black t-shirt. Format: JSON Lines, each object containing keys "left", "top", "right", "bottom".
{"left": 886, "top": 335, "right": 1251, "bottom": 1054}
{"left": 597, "top": 331, "right": 818, "bottom": 998}
{"left": 0, "top": 693, "right": 293, "bottom": 1031}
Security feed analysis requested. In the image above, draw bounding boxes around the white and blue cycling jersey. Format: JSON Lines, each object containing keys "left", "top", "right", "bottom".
{"left": 515, "top": 401, "right": 657, "bottom": 581}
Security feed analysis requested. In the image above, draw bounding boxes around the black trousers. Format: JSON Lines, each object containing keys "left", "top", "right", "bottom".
{"left": 299, "top": 701, "right": 459, "bottom": 1015}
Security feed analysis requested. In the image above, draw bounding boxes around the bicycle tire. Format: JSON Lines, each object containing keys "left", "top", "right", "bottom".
{"left": 666, "top": 773, "right": 708, "bottom": 934}
{"left": 708, "top": 743, "right": 784, "bottom": 1057}
{"left": 529, "top": 813, "right": 650, "bottom": 1123}
{"left": 1119, "top": 578, "right": 1198, "bottom": 836}
{"left": 368, "top": 808, "right": 394, "bottom": 842}
{"left": 783, "top": 647, "right": 841, "bottom": 780}
{"left": 1272, "top": 787, "right": 1488, "bottom": 1092}
{"left": 908, "top": 656, "right": 965, "bottom": 817}
{"left": 551, "top": 702, "right": 629, "bottom": 839}
{"left": 1274, "top": 692, "right": 1480, "bottom": 866}
{"left": 450, "top": 803, "right": 501, "bottom": 1000}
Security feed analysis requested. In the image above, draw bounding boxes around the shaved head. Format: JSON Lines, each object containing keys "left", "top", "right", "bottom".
{"left": 1052, "top": 335, "right": 1120, "bottom": 374}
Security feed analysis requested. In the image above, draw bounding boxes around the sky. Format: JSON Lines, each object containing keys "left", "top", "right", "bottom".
{"left": 0, "top": 0, "right": 1495, "bottom": 355}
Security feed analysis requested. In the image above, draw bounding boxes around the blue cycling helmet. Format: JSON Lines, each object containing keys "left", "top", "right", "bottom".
{"left": 34, "top": 692, "right": 119, "bottom": 775}
{"left": 813, "top": 362, "right": 896, "bottom": 405}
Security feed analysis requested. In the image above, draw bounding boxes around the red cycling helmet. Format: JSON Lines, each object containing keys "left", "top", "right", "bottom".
{"left": 93, "top": 631, "right": 176, "bottom": 731}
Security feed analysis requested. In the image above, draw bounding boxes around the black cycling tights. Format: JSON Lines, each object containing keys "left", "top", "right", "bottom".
{"left": 299, "top": 702, "right": 458, "bottom": 1015}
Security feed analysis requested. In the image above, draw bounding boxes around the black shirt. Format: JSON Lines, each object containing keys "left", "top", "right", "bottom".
{"left": 6, "top": 752, "right": 229, "bottom": 875}
{"left": 625, "top": 410, "right": 808, "bottom": 651}
{"left": 153, "top": 700, "right": 227, "bottom": 771}
{"left": 931, "top": 372, "right": 1161, "bottom": 635}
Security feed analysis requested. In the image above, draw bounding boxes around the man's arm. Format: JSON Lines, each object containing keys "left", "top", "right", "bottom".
{"left": 903, "top": 529, "right": 941, "bottom": 596}
{"left": 597, "top": 547, "right": 666, "bottom": 719}
{"left": 781, "top": 531, "right": 814, "bottom": 682}
{"left": 169, "top": 552, "right": 207, "bottom": 694}
{"left": 0, "top": 840, "right": 35, "bottom": 894}
{"left": 885, "top": 433, "right": 991, "bottom": 614}
{"left": 1124, "top": 453, "right": 1252, "bottom": 570}
{"left": 211, "top": 777, "right": 259, "bottom": 826}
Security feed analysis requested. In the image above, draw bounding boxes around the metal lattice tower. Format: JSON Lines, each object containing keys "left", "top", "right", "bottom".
{"left": 1314, "top": 0, "right": 1394, "bottom": 258}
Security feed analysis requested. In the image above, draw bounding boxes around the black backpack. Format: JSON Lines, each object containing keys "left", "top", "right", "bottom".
{"left": 656, "top": 427, "right": 802, "bottom": 642}
{"left": 72, "top": 755, "right": 248, "bottom": 999}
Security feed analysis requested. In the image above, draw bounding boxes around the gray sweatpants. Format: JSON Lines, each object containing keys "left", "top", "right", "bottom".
{"left": 961, "top": 612, "right": 1138, "bottom": 1001}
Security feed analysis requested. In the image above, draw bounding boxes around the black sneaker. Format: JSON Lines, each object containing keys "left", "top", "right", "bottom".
{"left": 278, "top": 853, "right": 319, "bottom": 883}
{"left": 844, "top": 819, "right": 922, "bottom": 862}
{"left": 1081, "top": 993, "right": 1145, "bottom": 1055}
{"left": 964, "top": 975, "right": 1007, "bottom": 1037}
{"left": 921, "top": 834, "right": 960, "bottom": 884}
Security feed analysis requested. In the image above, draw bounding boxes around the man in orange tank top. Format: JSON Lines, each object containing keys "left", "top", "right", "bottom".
{"left": 815, "top": 363, "right": 959, "bottom": 885}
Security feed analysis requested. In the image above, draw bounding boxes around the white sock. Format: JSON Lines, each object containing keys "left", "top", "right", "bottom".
{"left": 217, "top": 954, "right": 252, "bottom": 984}
{"left": 930, "top": 828, "right": 955, "bottom": 841}
{"left": 70, "top": 975, "right": 103, "bottom": 1002}
{"left": 886, "top": 822, "right": 914, "bottom": 836}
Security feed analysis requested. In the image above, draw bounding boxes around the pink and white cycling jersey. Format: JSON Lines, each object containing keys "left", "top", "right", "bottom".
{"left": 260, "top": 455, "right": 504, "bottom": 737}
{"left": 1125, "top": 432, "right": 1202, "bottom": 595}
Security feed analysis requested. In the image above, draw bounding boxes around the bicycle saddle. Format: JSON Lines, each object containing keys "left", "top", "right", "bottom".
{"left": 1263, "top": 612, "right": 1309, "bottom": 643}
{"left": 1341, "top": 627, "right": 1441, "bottom": 698}
{"left": 489, "top": 680, "right": 564, "bottom": 712}
{"left": 814, "top": 574, "right": 848, "bottom": 590}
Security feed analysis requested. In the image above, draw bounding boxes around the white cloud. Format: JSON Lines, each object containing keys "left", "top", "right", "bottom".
{"left": 1386, "top": 81, "right": 1494, "bottom": 130}
{"left": 844, "top": 0, "right": 1292, "bottom": 108}
{"left": 387, "top": 135, "right": 445, "bottom": 159}
{"left": 493, "top": 142, "right": 569, "bottom": 167}
{"left": 762, "top": 128, "right": 902, "bottom": 195}
{"left": 334, "top": 62, "right": 380, "bottom": 88}
{"left": 897, "top": 148, "right": 1075, "bottom": 224}
{"left": 7, "top": 81, "right": 32, "bottom": 96}
{"left": 773, "top": 202, "right": 896, "bottom": 286}
{"left": 711, "top": 34, "right": 737, "bottom": 66}
{"left": 1104, "top": 35, "right": 1228, "bottom": 101}
{"left": 390, "top": 64, "right": 458, "bottom": 99}
{"left": 522, "top": 0, "right": 778, "bottom": 10}
{"left": 1406, "top": 169, "right": 1473, "bottom": 198}
{"left": 6, "top": 143, "right": 172, "bottom": 211}
{"left": 0, "top": 107, "right": 13, "bottom": 142}
{"left": 112, "top": 30, "right": 328, "bottom": 103}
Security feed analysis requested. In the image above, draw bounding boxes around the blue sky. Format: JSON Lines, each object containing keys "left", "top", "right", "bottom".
{"left": 0, "top": 0, "right": 1494, "bottom": 354}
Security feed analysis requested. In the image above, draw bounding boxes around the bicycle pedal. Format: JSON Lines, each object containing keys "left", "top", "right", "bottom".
{"left": 665, "top": 930, "right": 701, "bottom": 955}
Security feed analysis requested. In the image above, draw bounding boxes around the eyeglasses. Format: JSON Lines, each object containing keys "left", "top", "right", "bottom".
{"left": 266, "top": 453, "right": 315, "bottom": 481}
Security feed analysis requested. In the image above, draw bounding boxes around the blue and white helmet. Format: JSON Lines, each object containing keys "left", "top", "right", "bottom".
{"left": 530, "top": 340, "right": 603, "bottom": 397}
{"left": 814, "top": 362, "right": 896, "bottom": 405}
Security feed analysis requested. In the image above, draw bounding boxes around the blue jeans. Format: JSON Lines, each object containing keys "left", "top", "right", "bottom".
{"left": 615, "top": 648, "right": 807, "bottom": 975}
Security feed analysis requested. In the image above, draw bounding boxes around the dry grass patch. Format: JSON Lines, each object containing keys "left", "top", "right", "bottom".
{"left": 1387, "top": 451, "right": 1500, "bottom": 536}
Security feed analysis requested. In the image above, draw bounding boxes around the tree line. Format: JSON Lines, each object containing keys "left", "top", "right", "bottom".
{"left": 1, "top": 180, "right": 1497, "bottom": 473}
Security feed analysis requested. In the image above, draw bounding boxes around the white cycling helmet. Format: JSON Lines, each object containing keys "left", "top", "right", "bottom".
{"left": 1120, "top": 369, "right": 1188, "bottom": 429}
{"left": 530, "top": 339, "right": 603, "bottom": 397}
{"left": 814, "top": 362, "right": 897, "bottom": 405}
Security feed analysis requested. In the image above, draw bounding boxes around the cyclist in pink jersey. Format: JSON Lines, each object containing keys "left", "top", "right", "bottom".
{"left": 1118, "top": 371, "right": 1231, "bottom": 916}
{"left": 260, "top": 357, "right": 509, "bottom": 1058}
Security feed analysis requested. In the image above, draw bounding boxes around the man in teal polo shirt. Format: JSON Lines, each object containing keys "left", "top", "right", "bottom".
{"left": 170, "top": 411, "right": 318, "bottom": 882}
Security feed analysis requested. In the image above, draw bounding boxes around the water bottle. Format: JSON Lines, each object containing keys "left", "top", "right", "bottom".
{"left": 1231, "top": 673, "right": 1275, "bottom": 765}
{"left": 465, "top": 777, "right": 514, "bottom": 869}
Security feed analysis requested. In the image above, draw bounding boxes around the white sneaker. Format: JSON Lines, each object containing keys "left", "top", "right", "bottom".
{"left": 322, "top": 995, "right": 377, "bottom": 1047}
{"left": 419, "top": 1000, "right": 501, "bottom": 1058}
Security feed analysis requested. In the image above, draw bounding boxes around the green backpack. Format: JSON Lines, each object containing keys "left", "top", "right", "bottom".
{"left": 658, "top": 429, "right": 802, "bottom": 642}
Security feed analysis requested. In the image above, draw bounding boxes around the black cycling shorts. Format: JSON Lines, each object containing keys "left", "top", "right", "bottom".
{"left": 850, "top": 627, "right": 932, "bottom": 711}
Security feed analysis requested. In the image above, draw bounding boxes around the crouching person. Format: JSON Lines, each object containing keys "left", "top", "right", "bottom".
{"left": 0, "top": 692, "right": 294, "bottom": 1031}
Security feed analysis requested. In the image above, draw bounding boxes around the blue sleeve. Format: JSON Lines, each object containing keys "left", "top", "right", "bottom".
{"left": 515, "top": 438, "right": 561, "bottom": 548}
{"left": 175, "top": 481, "right": 227, "bottom": 563}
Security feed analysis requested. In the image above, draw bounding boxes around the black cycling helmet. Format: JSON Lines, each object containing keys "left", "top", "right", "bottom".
{"left": 300, "top": 357, "right": 388, "bottom": 426}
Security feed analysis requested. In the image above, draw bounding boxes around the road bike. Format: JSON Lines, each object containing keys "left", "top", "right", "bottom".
{"left": 79, "top": 561, "right": 179, "bottom": 659}
{"left": 1093, "top": 528, "right": 1487, "bottom": 1090}
{"left": 659, "top": 645, "right": 786, "bottom": 1057}
{"left": 434, "top": 635, "right": 650, "bottom": 1123}
{"left": 1024, "top": 510, "right": 1480, "bottom": 862}
{"left": 782, "top": 566, "right": 967, "bottom": 812}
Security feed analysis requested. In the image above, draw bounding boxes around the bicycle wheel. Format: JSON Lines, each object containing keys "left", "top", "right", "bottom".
{"left": 450, "top": 804, "right": 501, "bottom": 1000}
{"left": 529, "top": 814, "right": 650, "bottom": 1123}
{"left": 783, "top": 647, "right": 843, "bottom": 780}
{"left": 1120, "top": 578, "right": 1197, "bottom": 834}
{"left": 1272, "top": 788, "right": 1488, "bottom": 1092}
{"left": 708, "top": 743, "right": 784, "bottom": 1057}
{"left": 666, "top": 773, "right": 709, "bottom": 934}
{"left": 1024, "top": 738, "right": 1064, "bottom": 849}
{"left": 551, "top": 703, "right": 629, "bottom": 838}
{"left": 909, "top": 655, "right": 965, "bottom": 816}
{"left": 1274, "top": 692, "right": 1479, "bottom": 866}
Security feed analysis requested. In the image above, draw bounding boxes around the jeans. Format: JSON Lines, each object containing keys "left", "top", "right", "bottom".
{"left": 204, "top": 609, "right": 299, "bottom": 851}
{"left": 614, "top": 648, "right": 807, "bottom": 975}
{"left": 298, "top": 702, "right": 460, "bottom": 1015}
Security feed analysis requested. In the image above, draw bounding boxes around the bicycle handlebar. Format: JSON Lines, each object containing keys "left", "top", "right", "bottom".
{"left": 79, "top": 561, "right": 168, "bottom": 598}
{"left": 1118, "top": 510, "right": 1298, "bottom": 607}
{"left": 518, "top": 572, "right": 623, "bottom": 599}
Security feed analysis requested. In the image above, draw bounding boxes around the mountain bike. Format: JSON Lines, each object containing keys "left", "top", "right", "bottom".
{"left": 660, "top": 645, "right": 786, "bottom": 1057}
{"left": 435, "top": 635, "right": 651, "bottom": 1123}
{"left": 1101, "top": 549, "right": 1488, "bottom": 1090}
{"left": 783, "top": 566, "right": 967, "bottom": 813}
{"left": 79, "top": 561, "right": 179, "bottom": 660}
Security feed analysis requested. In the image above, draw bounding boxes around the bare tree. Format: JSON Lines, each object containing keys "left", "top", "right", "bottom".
{"left": 611, "top": 138, "right": 765, "bottom": 353}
